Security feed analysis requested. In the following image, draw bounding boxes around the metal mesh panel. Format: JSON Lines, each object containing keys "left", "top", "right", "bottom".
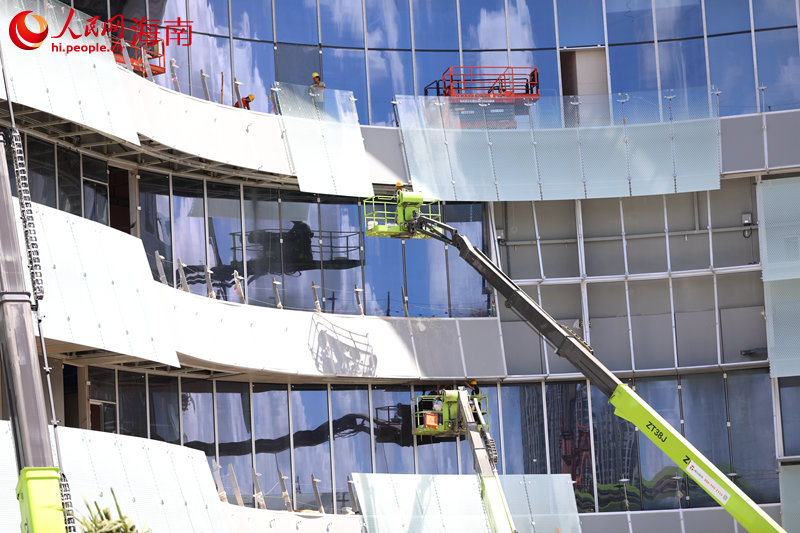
{"left": 764, "top": 279, "right": 800, "bottom": 377}
{"left": 274, "top": 82, "right": 372, "bottom": 198}
{"left": 758, "top": 177, "right": 800, "bottom": 282}
{"left": 396, "top": 90, "right": 718, "bottom": 202}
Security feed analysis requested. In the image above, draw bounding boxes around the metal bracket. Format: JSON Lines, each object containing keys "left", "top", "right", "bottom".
{"left": 205, "top": 267, "right": 216, "bottom": 299}
{"left": 176, "top": 259, "right": 189, "bottom": 292}
{"left": 312, "top": 282, "right": 322, "bottom": 313}
{"left": 154, "top": 251, "right": 168, "bottom": 285}
{"left": 278, "top": 468, "right": 293, "bottom": 512}
{"left": 233, "top": 269, "right": 245, "bottom": 303}
{"left": 354, "top": 285, "right": 364, "bottom": 315}
{"left": 311, "top": 474, "right": 325, "bottom": 513}
{"left": 200, "top": 69, "right": 212, "bottom": 101}
{"left": 272, "top": 277, "right": 283, "bottom": 309}
{"left": 228, "top": 463, "right": 244, "bottom": 506}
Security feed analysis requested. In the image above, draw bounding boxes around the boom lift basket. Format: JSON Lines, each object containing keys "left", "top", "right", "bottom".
{"left": 363, "top": 192, "right": 443, "bottom": 239}
{"left": 412, "top": 390, "right": 489, "bottom": 437}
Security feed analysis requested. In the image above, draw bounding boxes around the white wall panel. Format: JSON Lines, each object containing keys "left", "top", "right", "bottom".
{"left": 166, "top": 287, "right": 421, "bottom": 378}
{"left": 0, "top": 0, "right": 140, "bottom": 146}
{"left": 27, "top": 204, "right": 178, "bottom": 366}
{"left": 0, "top": 423, "right": 231, "bottom": 533}
{"left": 120, "top": 70, "right": 292, "bottom": 176}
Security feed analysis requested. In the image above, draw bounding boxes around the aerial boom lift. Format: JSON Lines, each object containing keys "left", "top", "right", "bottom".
{"left": 365, "top": 192, "right": 786, "bottom": 533}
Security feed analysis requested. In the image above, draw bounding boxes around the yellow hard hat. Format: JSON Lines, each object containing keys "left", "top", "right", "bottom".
{"left": 312, "top": 72, "right": 320, "bottom": 78}
{"left": 469, "top": 379, "right": 477, "bottom": 385}
{"left": 247, "top": 94, "right": 255, "bottom": 101}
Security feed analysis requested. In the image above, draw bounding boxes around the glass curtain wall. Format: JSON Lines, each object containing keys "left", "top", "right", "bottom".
{"left": 216, "top": 381, "right": 253, "bottom": 505}
{"left": 84, "top": 368, "right": 778, "bottom": 514}
{"left": 138, "top": 172, "right": 173, "bottom": 285}
{"left": 82, "top": 156, "right": 109, "bottom": 225}
{"left": 253, "top": 384, "right": 292, "bottom": 510}
{"left": 137, "top": 181, "right": 487, "bottom": 316}
{"left": 172, "top": 178, "right": 207, "bottom": 296}
{"left": 145, "top": 0, "right": 800, "bottom": 122}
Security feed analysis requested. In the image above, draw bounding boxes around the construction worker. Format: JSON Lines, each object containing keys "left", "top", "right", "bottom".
{"left": 235, "top": 94, "right": 255, "bottom": 110}
{"left": 309, "top": 72, "right": 325, "bottom": 91}
{"left": 309, "top": 72, "right": 325, "bottom": 113}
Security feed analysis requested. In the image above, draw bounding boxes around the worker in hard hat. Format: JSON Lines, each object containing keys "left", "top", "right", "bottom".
{"left": 235, "top": 93, "right": 255, "bottom": 110}
{"left": 309, "top": 72, "right": 326, "bottom": 113}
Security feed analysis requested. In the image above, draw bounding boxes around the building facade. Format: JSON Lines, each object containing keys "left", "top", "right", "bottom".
{"left": 1, "top": 0, "right": 800, "bottom": 532}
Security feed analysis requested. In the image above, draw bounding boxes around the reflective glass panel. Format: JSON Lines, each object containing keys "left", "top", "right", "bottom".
{"left": 281, "top": 192, "right": 322, "bottom": 311}
{"left": 372, "top": 386, "right": 414, "bottom": 474}
{"left": 405, "top": 238, "right": 448, "bottom": 317}
{"left": 172, "top": 177, "right": 206, "bottom": 295}
{"left": 83, "top": 181, "right": 109, "bottom": 225}
{"left": 320, "top": 0, "right": 364, "bottom": 47}
{"left": 275, "top": 0, "right": 318, "bottom": 44}
{"left": 500, "top": 383, "right": 545, "bottom": 475}
{"left": 546, "top": 381, "right": 594, "bottom": 512}
{"left": 415, "top": 51, "right": 461, "bottom": 96}
{"left": 704, "top": 0, "right": 751, "bottom": 35}
{"left": 460, "top": 0, "right": 506, "bottom": 50}
{"left": 681, "top": 373, "right": 730, "bottom": 507}
{"left": 460, "top": 384, "right": 500, "bottom": 474}
{"left": 231, "top": 0, "right": 273, "bottom": 40}
{"left": 82, "top": 156, "right": 107, "bottom": 184}
{"left": 233, "top": 39, "right": 276, "bottom": 114}
{"left": 331, "top": 386, "right": 372, "bottom": 509}
{"left": 635, "top": 377, "right": 684, "bottom": 510}
{"left": 275, "top": 43, "right": 322, "bottom": 86}
{"left": 606, "top": 0, "right": 653, "bottom": 44}
{"left": 57, "top": 147, "right": 81, "bottom": 216}
{"left": 755, "top": 29, "right": 800, "bottom": 112}
{"left": 291, "top": 385, "right": 333, "bottom": 512}
{"left": 654, "top": 0, "right": 702, "bottom": 40}
{"left": 321, "top": 48, "right": 368, "bottom": 123}
{"left": 190, "top": 34, "right": 232, "bottom": 102}
{"left": 216, "top": 381, "right": 253, "bottom": 505}
{"left": 727, "top": 370, "right": 780, "bottom": 503}
{"left": 319, "top": 198, "right": 362, "bottom": 314}
{"left": 26, "top": 137, "right": 56, "bottom": 208}
{"left": 508, "top": 0, "right": 555, "bottom": 49}
{"left": 148, "top": 375, "right": 179, "bottom": 444}
{"left": 779, "top": 376, "right": 800, "bottom": 456}
{"left": 89, "top": 367, "right": 115, "bottom": 402}
{"left": 447, "top": 203, "right": 490, "bottom": 317}
{"left": 368, "top": 50, "right": 413, "bottom": 125}
{"left": 658, "top": 38, "right": 706, "bottom": 95}
{"left": 189, "top": 0, "right": 229, "bottom": 35}
{"left": 510, "top": 49, "right": 559, "bottom": 99}
{"left": 365, "top": 0, "right": 411, "bottom": 49}
{"left": 753, "top": 0, "right": 797, "bottom": 29}
{"left": 556, "top": 0, "right": 604, "bottom": 47}
{"left": 591, "top": 383, "right": 641, "bottom": 511}
{"left": 243, "top": 187, "right": 281, "bottom": 307}
{"left": 182, "top": 379, "right": 216, "bottom": 469}
{"left": 609, "top": 43, "right": 658, "bottom": 94}
{"left": 206, "top": 182, "right": 242, "bottom": 302}
{"left": 412, "top": 0, "right": 459, "bottom": 50}
{"left": 118, "top": 371, "right": 146, "bottom": 438}
{"left": 138, "top": 172, "right": 173, "bottom": 285}
{"left": 708, "top": 33, "right": 757, "bottom": 116}
{"left": 253, "top": 384, "right": 292, "bottom": 510}
{"left": 363, "top": 229, "right": 404, "bottom": 316}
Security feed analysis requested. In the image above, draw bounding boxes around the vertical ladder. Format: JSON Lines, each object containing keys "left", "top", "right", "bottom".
{"left": 10, "top": 129, "right": 43, "bottom": 301}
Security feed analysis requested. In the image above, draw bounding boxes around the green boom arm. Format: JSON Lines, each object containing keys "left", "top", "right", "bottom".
{"left": 402, "top": 211, "right": 785, "bottom": 533}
